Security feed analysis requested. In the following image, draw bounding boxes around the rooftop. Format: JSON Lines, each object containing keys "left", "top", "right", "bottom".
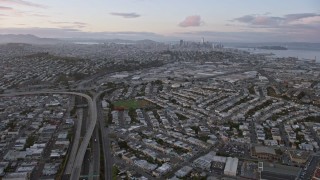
{"left": 262, "top": 162, "right": 301, "bottom": 177}
{"left": 254, "top": 146, "right": 276, "bottom": 155}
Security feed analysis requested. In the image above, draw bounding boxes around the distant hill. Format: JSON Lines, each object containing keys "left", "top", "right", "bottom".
{"left": 0, "top": 34, "right": 62, "bottom": 44}
{"left": 257, "top": 46, "right": 287, "bottom": 50}
{"left": 225, "top": 42, "right": 320, "bottom": 51}
{"left": 0, "top": 34, "right": 160, "bottom": 45}
{"left": 103, "top": 38, "right": 158, "bottom": 44}
{"left": 64, "top": 38, "right": 158, "bottom": 44}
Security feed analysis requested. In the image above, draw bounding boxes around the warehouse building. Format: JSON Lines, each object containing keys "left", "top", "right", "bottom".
{"left": 224, "top": 157, "right": 238, "bottom": 176}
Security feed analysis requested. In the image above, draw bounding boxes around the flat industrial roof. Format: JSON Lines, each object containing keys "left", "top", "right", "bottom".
{"left": 254, "top": 146, "right": 276, "bottom": 155}
{"left": 262, "top": 162, "right": 301, "bottom": 177}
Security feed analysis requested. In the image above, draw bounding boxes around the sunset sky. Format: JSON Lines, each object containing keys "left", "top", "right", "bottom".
{"left": 0, "top": 0, "right": 319, "bottom": 42}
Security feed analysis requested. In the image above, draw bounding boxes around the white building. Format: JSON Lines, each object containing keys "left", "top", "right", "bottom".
{"left": 175, "top": 166, "right": 193, "bottom": 178}
{"left": 224, "top": 157, "right": 238, "bottom": 176}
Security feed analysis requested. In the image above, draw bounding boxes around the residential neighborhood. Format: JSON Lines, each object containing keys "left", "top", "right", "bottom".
{"left": 0, "top": 41, "right": 319, "bottom": 180}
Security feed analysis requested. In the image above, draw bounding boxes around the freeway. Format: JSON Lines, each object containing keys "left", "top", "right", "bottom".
{"left": 95, "top": 92, "right": 113, "bottom": 180}
{"left": 0, "top": 91, "right": 97, "bottom": 180}
{"left": 70, "top": 93, "right": 97, "bottom": 180}
{"left": 65, "top": 108, "right": 83, "bottom": 174}
{"left": 91, "top": 126, "right": 100, "bottom": 180}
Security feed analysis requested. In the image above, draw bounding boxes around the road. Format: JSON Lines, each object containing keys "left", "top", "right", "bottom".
{"left": 96, "top": 92, "right": 113, "bottom": 180}
{"left": 65, "top": 108, "right": 83, "bottom": 174}
{"left": 261, "top": 171, "right": 295, "bottom": 180}
{"left": 82, "top": 150, "right": 91, "bottom": 180}
{"left": 91, "top": 126, "right": 100, "bottom": 180}
{"left": 300, "top": 155, "right": 320, "bottom": 180}
{"left": 70, "top": 93, "right": 97, "bottom": 180}
{"left": 0, "top": 91, "right": 97, "bottom": 180}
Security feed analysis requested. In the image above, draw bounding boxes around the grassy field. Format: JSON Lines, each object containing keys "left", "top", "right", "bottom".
{"left": 113, "top": 99, "right": 151, "bottom": 109}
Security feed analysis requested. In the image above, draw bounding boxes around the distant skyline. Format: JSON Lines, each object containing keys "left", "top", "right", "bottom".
{"left": 0, "top": 0, "right": 319, "bottom": 42}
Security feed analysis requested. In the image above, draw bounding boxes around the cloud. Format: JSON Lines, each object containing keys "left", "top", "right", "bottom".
{"left": 199, "top": 12, "right": 320, "bottom": 41}
{"left": 234, "top": 15, "right": 255, "bottom": 23}
{"left": 0, "top": 13, "right": 7, "bottom": 20}
{"left": 110, "top": 12, "right": 140, "bottom": 18}
{"left": 73, "top": 22, "right": 87, "bottom": 26}
{"left": 31, "top": 14, "right": 49, "bottom": 17}
{"left": 233, "top": 14, "right": 283, "bottom": 27}
{"left": 0, "top": 6, "right": 13, "bottom": 11}
{"left": 179, "top": 13, "right": 320, "bottom": 41}
{"left": 49, "top": 21, "right": 88, "bottom": 28}
{"left": 0, "top": 0, "right": 46, "bottom": 8}
{"left": 0, "top": 9, "right": 48, "bottom": 18}
{"left": 233, "top": 13, "right": 320, "bottom": 27}
{"left": 284, "top": 13, "right": 319, "bottom": 22}
{"left": 230, "top": 13, "right": 320, "bottom": 42}
{"left": 179, "top": 15, "right": 202, "bottom": 27}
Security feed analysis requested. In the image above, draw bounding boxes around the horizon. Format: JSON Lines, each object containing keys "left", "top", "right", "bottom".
{"left": 0, "top": 0, "right": 319, "bottom": 42}
{"left": 2, "top": 34, "right": 320, "bottom": 44}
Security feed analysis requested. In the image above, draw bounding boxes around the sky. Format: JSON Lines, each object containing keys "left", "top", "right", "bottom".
{"left": 0, "top": 0, "right": 319, "bottom": 42}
